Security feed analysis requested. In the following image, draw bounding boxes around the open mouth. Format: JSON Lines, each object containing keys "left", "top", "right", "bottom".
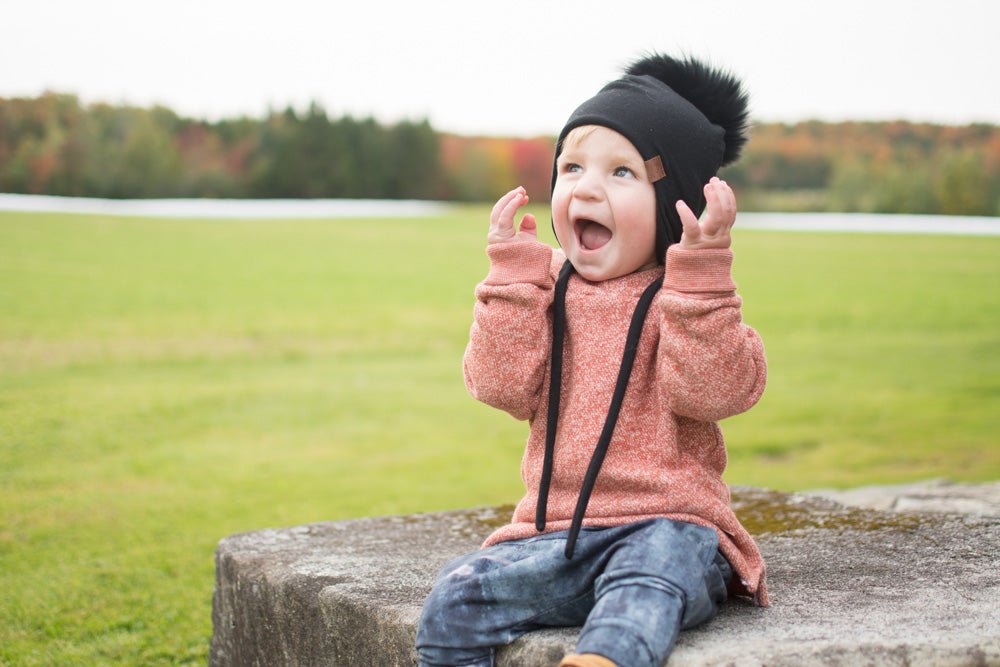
{"left": 574, "top": 218, "right": 612, "bottom": 251}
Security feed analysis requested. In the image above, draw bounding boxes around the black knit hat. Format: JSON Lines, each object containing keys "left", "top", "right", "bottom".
{"left": 551, "top": 53, "right": 750, "bottom": 260}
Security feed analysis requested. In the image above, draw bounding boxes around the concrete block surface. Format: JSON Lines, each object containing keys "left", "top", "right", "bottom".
{"left": 210, "top": 488, "right": 1000, "bottom": 666}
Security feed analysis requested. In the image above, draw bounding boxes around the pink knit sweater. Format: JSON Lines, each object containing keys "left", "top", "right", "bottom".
{"left": 464, "top": 240, "right": 769, "bottom": 605}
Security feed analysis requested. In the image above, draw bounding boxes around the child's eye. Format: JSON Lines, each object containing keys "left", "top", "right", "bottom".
{"left": 613, "top": 166, "right": 635, "bottom": 178}
{"left": 563, "top": 163, "right": 582, "bottom": 173}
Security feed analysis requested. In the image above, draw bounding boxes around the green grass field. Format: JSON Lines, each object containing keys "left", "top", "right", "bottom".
{"left": 1, "top": 207, "right": 998, "bottom": 665}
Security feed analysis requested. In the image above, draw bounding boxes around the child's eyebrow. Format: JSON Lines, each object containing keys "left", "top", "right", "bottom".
{"left": 558, "top": 150, "right": 643, "bottom": 167}
{"left": 607, "top": 153, "right": 643, "bottom": 166}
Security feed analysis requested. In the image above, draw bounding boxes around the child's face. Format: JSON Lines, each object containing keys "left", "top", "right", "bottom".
{"left": 552, "top": 125, "right": 658, "bottom": 282}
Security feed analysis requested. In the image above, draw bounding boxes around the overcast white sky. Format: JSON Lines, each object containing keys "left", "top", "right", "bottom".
{"left": 3, "top": 0, "right": 998, "bottom": 136}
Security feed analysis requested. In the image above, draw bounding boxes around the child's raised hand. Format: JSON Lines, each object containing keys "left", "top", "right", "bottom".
{"left": 676, "top": 177, "right": 736, "bottom": 250}
{"left": 488, "top": 186, "right": 537, "bottom": 244}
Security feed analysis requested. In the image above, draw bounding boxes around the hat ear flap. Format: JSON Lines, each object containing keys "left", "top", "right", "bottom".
{"left": 626, "top": 53, "right": 750, "bottom": 165}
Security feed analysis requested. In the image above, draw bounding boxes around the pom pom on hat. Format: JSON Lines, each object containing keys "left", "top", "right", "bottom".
{"left": 625, "top": 52, "right": 751, "bottom": 166}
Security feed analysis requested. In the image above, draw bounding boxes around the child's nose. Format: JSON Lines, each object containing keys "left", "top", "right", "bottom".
{"left": 572, "top": 171, "right": 604, "bottom": 201}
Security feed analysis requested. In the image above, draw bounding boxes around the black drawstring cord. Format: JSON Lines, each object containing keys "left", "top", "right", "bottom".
{"left": 536, "top": 259, "right": 575, "bottom": 532}
{"left": 534, "top": 258, "right": 664, "bottom": 557}
{"left": 563, "top": 275, "right": 663, "bottom": 558}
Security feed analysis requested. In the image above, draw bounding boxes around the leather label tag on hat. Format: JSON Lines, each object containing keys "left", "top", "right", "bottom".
{"left": 644, "top": 156, "right": 666, "bottom": 182}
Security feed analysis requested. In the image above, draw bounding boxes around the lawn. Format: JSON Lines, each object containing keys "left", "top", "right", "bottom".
{"left": 1, "top": 207, "right": 997, "bottom": 665}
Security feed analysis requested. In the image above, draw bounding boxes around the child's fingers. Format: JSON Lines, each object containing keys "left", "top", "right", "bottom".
{"left": 703, "top": 178, "right": 736, "bottom": 234}
{"left": 499, "top": 190, "right": 528, "bottom": 228}
{"left": 498, "top": 190, "right": 526, "bottom": 230}
{"left": 489, "top": 187, "right": 530, "bottom": 243}
{"left": 679, "top": 180, "right": 736, "bottom": 249}
{"left": 490, "top": 187, "right": 520, "bottom": 224}
{"left": 713, "top": 178, "right": 736, "bottom": 219}
{"left": 519, "top": 213, "right": 537, "bottom": 238}
{"left": 490, "top": 186, "right": 525, "bottom": 226}
{"left": 703, "top": 178, "right": 720, "bottom": 211}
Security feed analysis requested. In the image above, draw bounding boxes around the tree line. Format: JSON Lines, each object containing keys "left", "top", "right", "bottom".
{"left": 2, "top": 92, "right": 998, "bottom": 215}
{"left": 722, "top": 120, "right": 1000, "bottom": 216}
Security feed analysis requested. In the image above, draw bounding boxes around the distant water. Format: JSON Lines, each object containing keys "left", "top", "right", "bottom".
{"left": 1, "top": 194, "right": 998, "bottom": 235}
{"left": 0, "top": 194, "right": 448, "bottom": 219}
{"left": 737, "top": 212, "right": 1000, "bottom": 236}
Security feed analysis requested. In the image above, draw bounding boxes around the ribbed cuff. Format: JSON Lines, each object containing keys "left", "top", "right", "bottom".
{"left": 484, "top": 241, "right": 554, "bottom": 287}
{"left": 663, "top": 247, "right": 736, "bottom": 293}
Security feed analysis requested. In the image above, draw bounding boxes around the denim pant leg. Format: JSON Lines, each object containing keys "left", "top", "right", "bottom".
{"left": 416, "top": 532, "right": 601, "bottom": 667}
{"left": 575, "top": 519, "right": 730, "bottom": 667}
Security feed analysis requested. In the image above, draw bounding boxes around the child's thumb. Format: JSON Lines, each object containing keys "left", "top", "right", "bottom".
{"left": 675, "top": 200, "right": 699, "bottom": 240}
{"left": 519, "top": 214, "right": 537, "bottom": 237}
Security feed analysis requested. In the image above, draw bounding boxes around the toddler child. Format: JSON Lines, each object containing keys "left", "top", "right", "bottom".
{"left": 416, "top": 52, "right": 768, "bottom": 667}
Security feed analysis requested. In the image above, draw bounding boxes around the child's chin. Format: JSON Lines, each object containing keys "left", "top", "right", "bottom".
{"left": 567, "top": 247, "right": 625, "bottom": 281}
{"left": 571, "top": 261, "right": 617, "bottom": 283}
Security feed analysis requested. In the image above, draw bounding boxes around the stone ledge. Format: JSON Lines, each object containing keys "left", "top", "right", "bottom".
{"left": 210, "top": 488, "right": 1000, "bottom": 666}
{"left": 804, "top": 478, "right": 1000, "bottom": 518}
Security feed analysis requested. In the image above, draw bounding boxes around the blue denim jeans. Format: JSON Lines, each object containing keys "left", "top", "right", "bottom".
{"left": 416, "top": 518, "right": 731, "bottom": 667}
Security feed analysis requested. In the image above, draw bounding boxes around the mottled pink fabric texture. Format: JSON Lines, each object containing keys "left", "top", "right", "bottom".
{"left": 464, "top": 241, "right": 769, "bottom": 605}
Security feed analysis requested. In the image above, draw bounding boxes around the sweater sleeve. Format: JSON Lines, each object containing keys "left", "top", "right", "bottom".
{"left": 462, "top": 241, "right": 557, "bottom": 421}
{"left": 657, "top": 246, "right": 767, "bottom": 422}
